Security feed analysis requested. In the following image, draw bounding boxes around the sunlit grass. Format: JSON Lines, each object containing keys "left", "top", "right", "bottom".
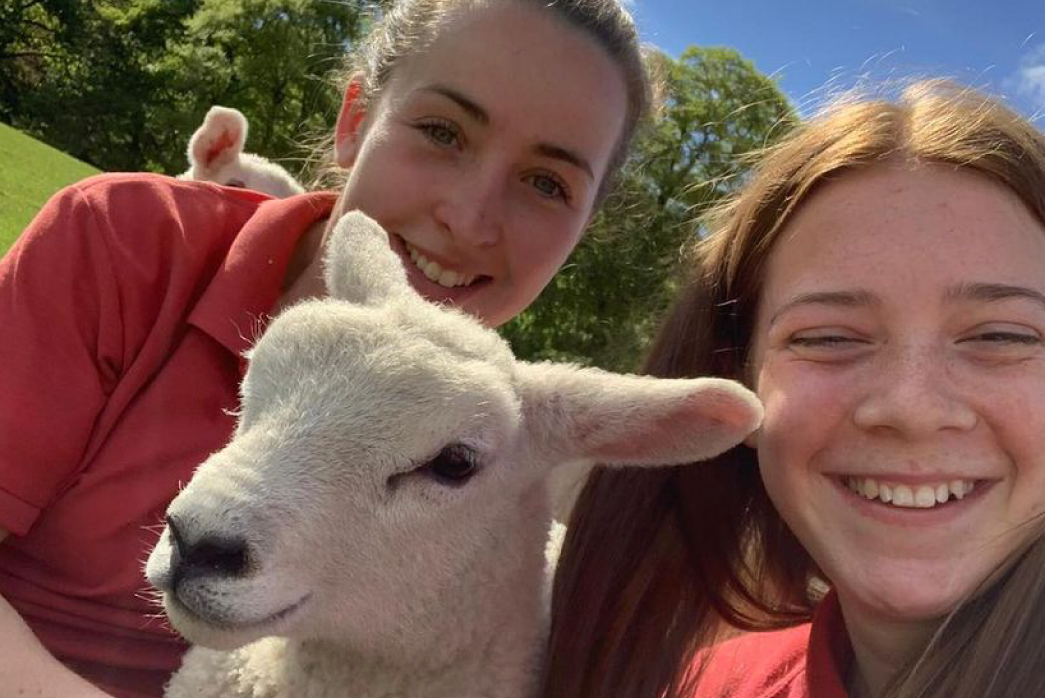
{"left": 0, "top": 122, "right": 100, "bottom": 256}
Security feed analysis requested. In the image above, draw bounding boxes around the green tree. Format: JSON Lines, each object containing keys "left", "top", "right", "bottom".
{"left": 150, "top": 0, "right": 379, "bottom": 174}
{"left": 0, "top": 0, "right": 85, "bottom": 122}
{"left": 0, "top": 0, "right": 379, "bottom": 175}
{"left": 501, "top": 46, "right": 796, "bottom": 371}
{"left": 1, "top": 0, "right": 204, "bottom": 171}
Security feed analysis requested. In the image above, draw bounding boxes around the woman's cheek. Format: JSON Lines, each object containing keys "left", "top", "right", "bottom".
{"left": 756, "top": 365, "right": 852, "bottom": 464}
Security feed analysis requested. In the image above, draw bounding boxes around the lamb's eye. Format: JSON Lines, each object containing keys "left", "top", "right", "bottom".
{"left": 426, "top": 444, "right": 479, "bottom": 485}
{"left": 224, "top": 178, "right": 247, "bottom": 188}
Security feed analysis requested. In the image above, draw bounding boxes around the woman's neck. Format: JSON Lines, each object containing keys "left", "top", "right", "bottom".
{"left": 275, "top": 216, "right": 330, "bottom": 314}
{"left": 839, "top": 595, "right": 940, "bottom": 698}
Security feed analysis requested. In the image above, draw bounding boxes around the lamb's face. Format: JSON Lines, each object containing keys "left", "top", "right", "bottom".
{"left": 145, "top": 297, "right": 532, "bottom": 652}
{"left": 181, "top": 104, "right": 304, "bottom": 198}
{"left": 203, "top": 154, "right": 305, "bottom": 198}
{"left": 145, "top": 210, "right": 766, "bottom": 659}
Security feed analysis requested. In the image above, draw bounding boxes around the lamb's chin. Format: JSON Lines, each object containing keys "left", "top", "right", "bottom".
{"left": 164, "top": 592, "right": 312, "bottom": 650}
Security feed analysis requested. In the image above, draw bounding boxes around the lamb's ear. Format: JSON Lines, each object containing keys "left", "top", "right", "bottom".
{"left": 517, "top": 362, "right": 762, "bottom": 469}
{"left": 187, "top": 106, "right": 247, "bottom": 175}
{"left": 323, "top": 210, "right": 412, "bottom": 305}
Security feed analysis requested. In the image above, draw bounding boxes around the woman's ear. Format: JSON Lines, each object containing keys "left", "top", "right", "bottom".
{"left": 335, "top": 78, "right": 369, "bottom": 168}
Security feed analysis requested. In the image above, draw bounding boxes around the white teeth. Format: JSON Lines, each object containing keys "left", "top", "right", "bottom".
{"left": 864, "top": 479, "right": 879, "bottom": 499}
{"left": 892, "top": 485, "right": 914, "bottom": 507}
{"left": 914, "top": 486, "right": 936, "bottom": 508}
{"left": 404, "top": 242, "right": 477, "bottom": 288}
{"left": 951, "top": 479, "right": 973, "bottom": 500}
{"left": 844, "top": 476, "right": 976, "bottom": 509}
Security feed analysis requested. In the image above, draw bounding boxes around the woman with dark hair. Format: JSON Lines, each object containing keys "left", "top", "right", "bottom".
{"left": 544, "top": 80, "right": 1045, "bottom": 698}
{"left": 0, "top": 0, "right": 653, "bottom": 695}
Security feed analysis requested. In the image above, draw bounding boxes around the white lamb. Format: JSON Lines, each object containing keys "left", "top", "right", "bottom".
{"left": 145, "top": 212, "right": 763, "bottom": 698}
{"left": 179, "top": 105, "right": 305, "bottom": 198}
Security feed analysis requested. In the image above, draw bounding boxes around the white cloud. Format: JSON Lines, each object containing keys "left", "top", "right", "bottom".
{"left": 1007, "top": 44, "right": 1045, "bottom": 113}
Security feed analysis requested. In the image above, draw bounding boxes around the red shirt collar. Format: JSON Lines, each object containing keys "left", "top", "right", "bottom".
{"left": 188, "top": 191, "right": 338, "bottom": 358}
{"left": 807, "top": 589, "right": 854, "bottom": 698}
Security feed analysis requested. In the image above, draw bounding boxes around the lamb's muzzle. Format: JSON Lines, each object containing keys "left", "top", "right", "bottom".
{"left": 166, "top": 515, "right": 252, "bottom": 582}
{"left": 156, "top": 513, "right": 267, "bottom": 631}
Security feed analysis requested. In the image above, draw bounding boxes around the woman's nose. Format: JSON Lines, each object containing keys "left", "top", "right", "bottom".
{"left": 433, "top": 164, "right": 504, "bottom": 248}
{"left": 852, "top": 345, "right": 977, "bottom": 437}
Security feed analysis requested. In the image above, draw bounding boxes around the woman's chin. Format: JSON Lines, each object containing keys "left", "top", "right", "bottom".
{"left": 836, "top": 576, "right": 968, "bottom": 626}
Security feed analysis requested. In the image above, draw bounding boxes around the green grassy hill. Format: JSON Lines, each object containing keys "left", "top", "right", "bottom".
{"left": 0, "top": 122, "right": 100, "bottom": 255}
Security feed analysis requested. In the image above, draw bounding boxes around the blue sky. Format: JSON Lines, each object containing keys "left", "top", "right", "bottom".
{"left": 632, "top": 0, "right": 1045, "bottom": 120}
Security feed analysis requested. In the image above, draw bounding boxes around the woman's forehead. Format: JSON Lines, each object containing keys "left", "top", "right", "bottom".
{"left": 761, "top": 163, "right": 1045, "bottom": 300}
{"left": 384, "top": 1, "right": 628, "bottom": 165}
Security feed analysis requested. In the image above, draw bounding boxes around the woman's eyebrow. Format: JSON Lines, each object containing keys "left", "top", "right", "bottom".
{"left": 534, "top": 143, "right": 594, "bottom": 180}
{"left": 769, "top": 284, "right": 1045, "bottom": 327}
{"left": 417, "top": 83, "right": 594, "bottom": 181}
{"left": 769, "top": 290, "right": 878, "bottom": 326}
{"left": 946, "top": 282, "right": 1045, "bottom": 308}
{"left": 420, "top": 84, "right": 489, "bottom": 125}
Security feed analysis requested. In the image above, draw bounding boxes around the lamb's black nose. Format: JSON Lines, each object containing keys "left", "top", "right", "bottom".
{"left": 166, "top": 514, "right": 251, "bottom": 587}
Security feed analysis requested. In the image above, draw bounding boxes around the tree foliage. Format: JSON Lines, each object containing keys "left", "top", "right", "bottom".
{"left": 0, "top": 0, "right": 378, "bottom": 174}
{"left": 501, "top": 47, "right": 796, "bottom": 371}
{"left": 2, "top": 0, "right": 200, "bottom": 171}
{"left": 150, "top": 0, "right": 375, "bottom": 173}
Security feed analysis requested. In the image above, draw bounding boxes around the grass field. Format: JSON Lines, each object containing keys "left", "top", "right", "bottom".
{"left": 0, "top": 122, "right": 100, "bottom": 256}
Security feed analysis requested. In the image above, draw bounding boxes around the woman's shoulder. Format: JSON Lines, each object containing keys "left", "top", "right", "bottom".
{"left": 6, "top": 173, "right": 281, "bottom": 313}
{"left": 687, "top": 624, "right": 812, "bottom": 698}
{"left": 65, "top": 171, "right": 270, "bottom": 222}
{"left": 26, "top": 172, "right": 271, "bottom": 260}
{"left": 686, "top": 593, "right": 851, "bottom": 698}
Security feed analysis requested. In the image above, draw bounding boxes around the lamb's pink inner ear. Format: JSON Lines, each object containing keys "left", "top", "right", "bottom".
{"left": 587, "top": 390, "right": 758, "bottom": 463}
{"left": 203, "top": 130, "right": 238, "bottom": 168}
{"left": 520, "top": 363, "right": 762, "bottom": 470}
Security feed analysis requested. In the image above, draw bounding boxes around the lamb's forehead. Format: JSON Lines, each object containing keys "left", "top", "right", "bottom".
{"left": 395, "top": 295, "right": 515, "bottom": 364}
{"left": 244, "top": 298, "right": 522, "bottom": 456}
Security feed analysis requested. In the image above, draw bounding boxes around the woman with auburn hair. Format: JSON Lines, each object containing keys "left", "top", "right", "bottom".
{"left": 542, "top": 79, "right": 1045, "bottom": 698}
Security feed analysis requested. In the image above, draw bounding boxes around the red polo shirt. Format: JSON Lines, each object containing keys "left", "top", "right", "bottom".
{"left": 0, "top": 173, "right": 337, "bottom": 697}
{"left": 688, "top": 592, "right": 852, "bottom": 698}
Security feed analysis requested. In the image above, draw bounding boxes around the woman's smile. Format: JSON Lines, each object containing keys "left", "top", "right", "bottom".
{"left": 829, "top": 472, "right": 998, "bottom": 527}
{"left": 403, "top": 241, "right": 480, "bottom": 289}
{"left": 841, "top": 475, "right": 977, "bottom": 508}
{"left": 386, "top": 232, "right": 492, "bottom": 306}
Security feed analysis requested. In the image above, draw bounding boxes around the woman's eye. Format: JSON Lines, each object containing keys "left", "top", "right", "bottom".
{"left": 789, "top": 335, "right": 862, "bottom": 348}
{"left": 525, "top": 173, "right": 571, "bottom": 203}
{"left": 963, "top": 331, "right": 1041, "bottom": 346}
{"left": 955, "top": 327, "right": 1043, "bottom": 363}
{"left": 785, "top": 333, "right": 872, "bottom": 362}
{"left": 417, "top": 120, "right": 460, "bottom": 148}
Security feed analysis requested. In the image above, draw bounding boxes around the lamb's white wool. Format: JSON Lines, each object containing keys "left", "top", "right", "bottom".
{"left": 178, "top": 105, "right": 304, "bottom": 198}
{"left": 145, "top": 212, "right": 763, "bottom": 698}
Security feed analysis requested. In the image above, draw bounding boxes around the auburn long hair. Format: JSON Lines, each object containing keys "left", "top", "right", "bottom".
{"left": 541, "top": 79, "right": 1045, "bottom": 698}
